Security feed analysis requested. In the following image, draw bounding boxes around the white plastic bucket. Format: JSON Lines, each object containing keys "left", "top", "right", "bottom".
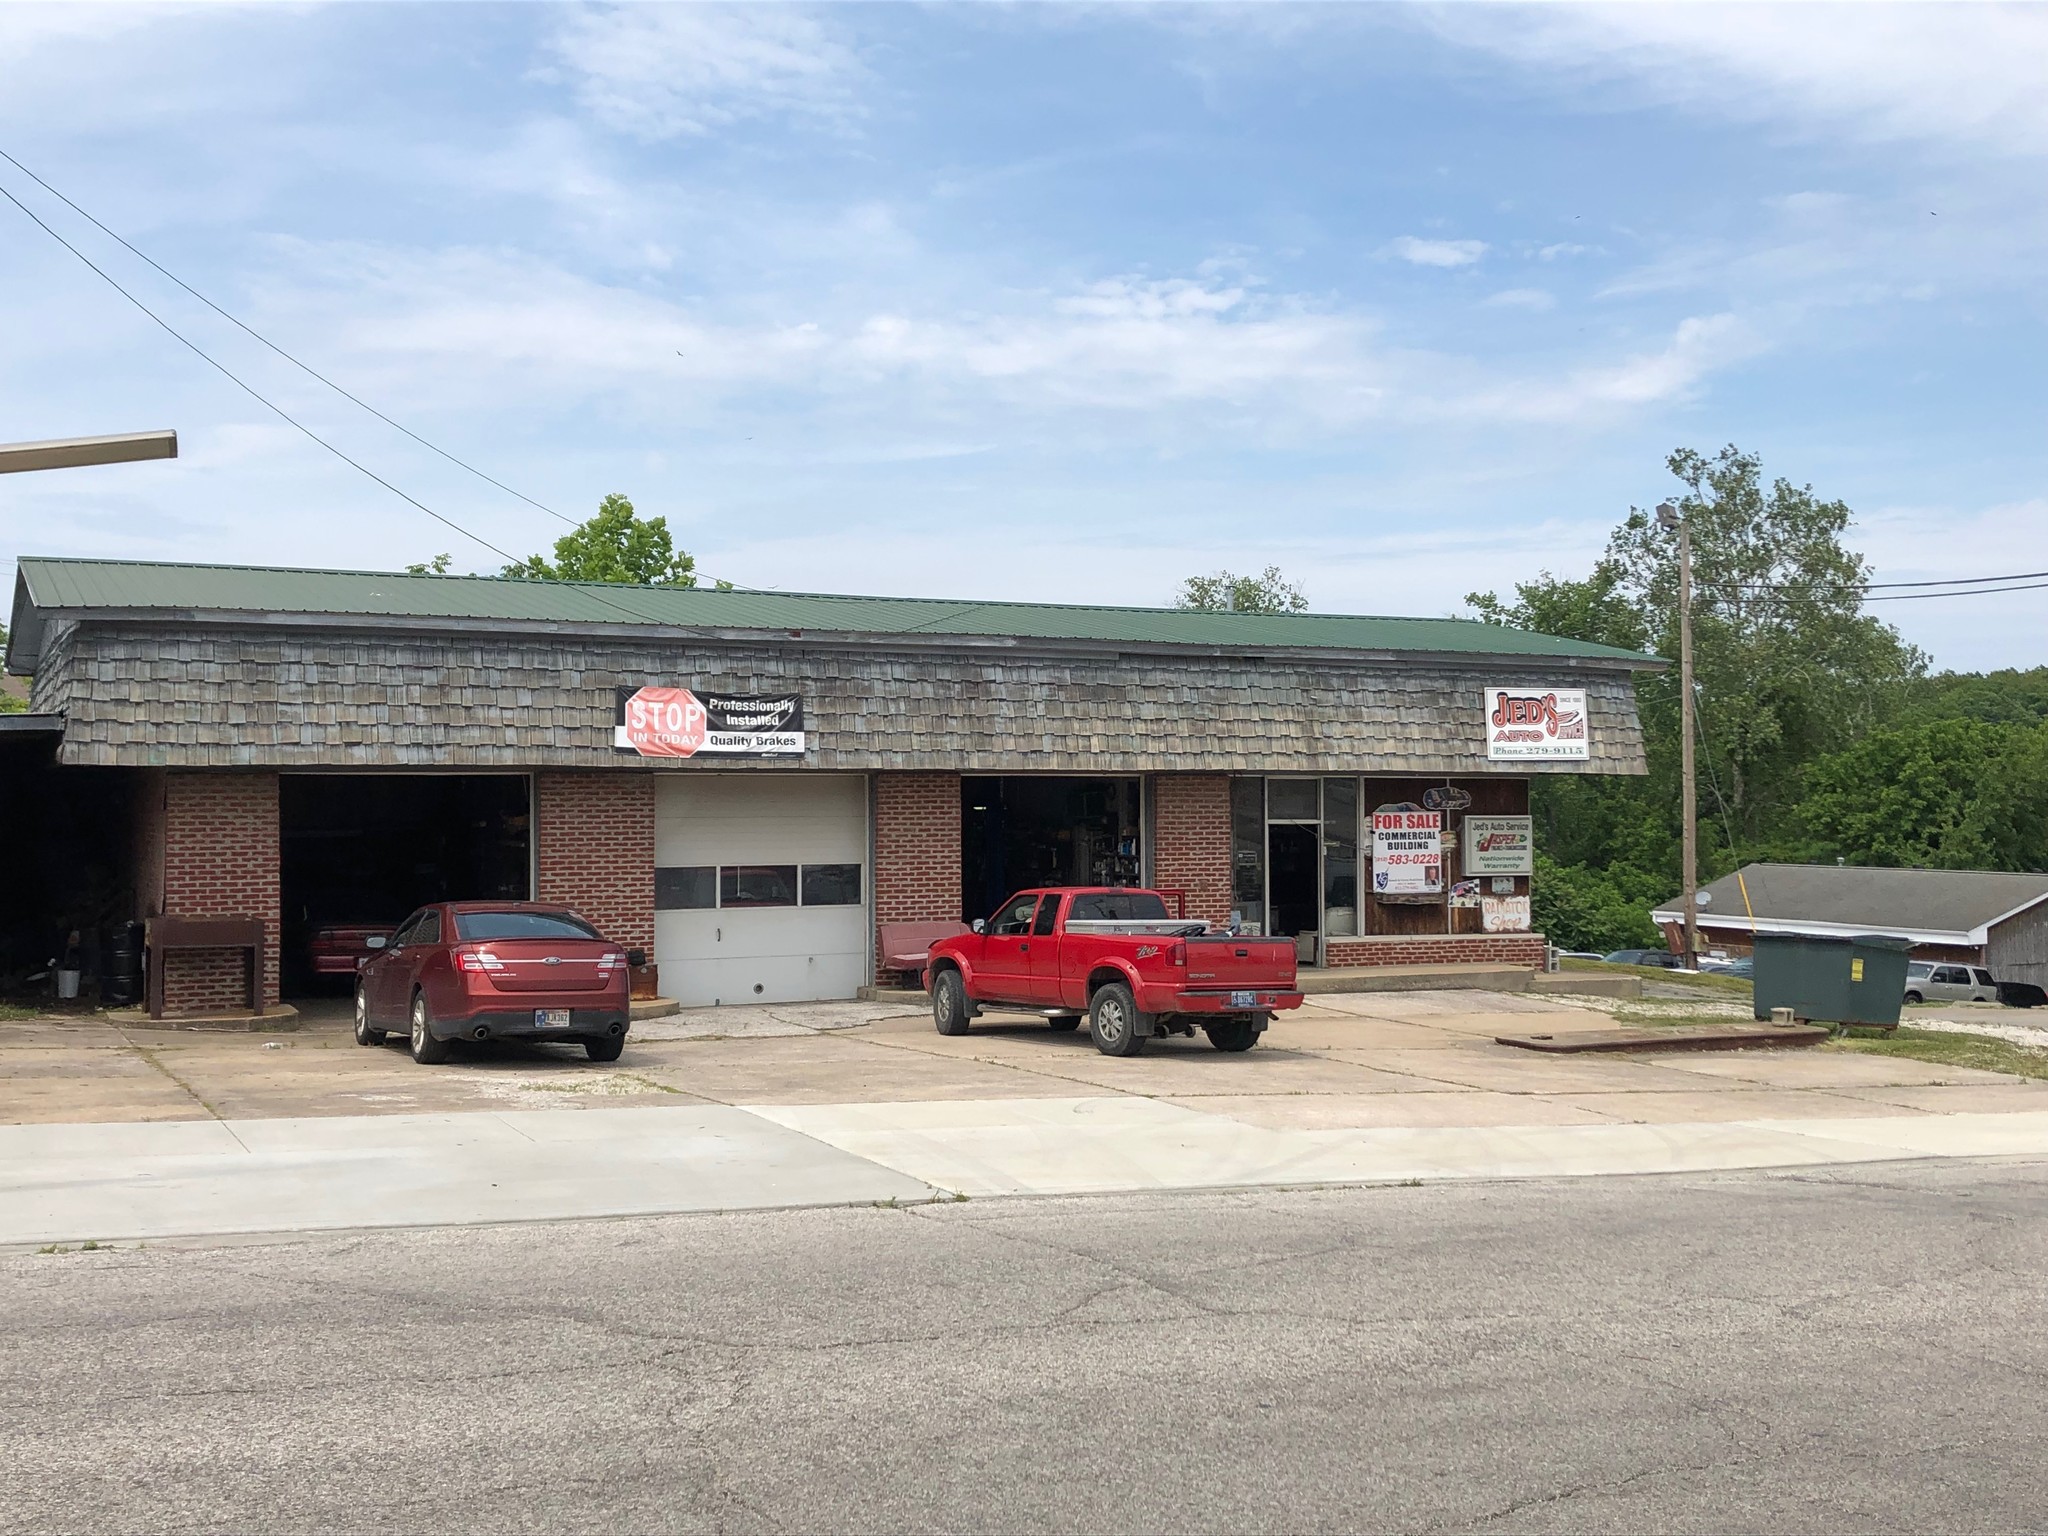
{"left": 56, "top": 969, "right": 81, "bottom": 1000}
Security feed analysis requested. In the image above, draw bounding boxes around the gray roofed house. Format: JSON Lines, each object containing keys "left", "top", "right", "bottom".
{"left": 1652, "top": 863, "right": 2048, "bottom": 980}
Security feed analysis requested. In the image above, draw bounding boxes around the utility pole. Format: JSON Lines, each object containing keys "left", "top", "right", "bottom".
{"left": 1657, "top": 500, "right": 1697, "bottom": 967}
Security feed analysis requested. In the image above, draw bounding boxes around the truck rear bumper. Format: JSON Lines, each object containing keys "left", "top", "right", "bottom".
{"left": 1139, "top": 988, "right": 1304, "bottom": 1015}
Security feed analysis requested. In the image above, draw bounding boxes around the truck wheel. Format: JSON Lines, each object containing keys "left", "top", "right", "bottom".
{"left": 1048, "top": 1015, "right": 1081, "bottom": 1033}
{"left": 1088, "top": 983, "right": 1147, "bottom": 1057}
{"left": 1204, "top": 1017, "right": 1260, "bottom": 1053}
{"left": 1904, "top": 991, "right": 1923, "bottom": 1006}
{"left": 931, "top": 969, "right": 972, "bottom": 1036}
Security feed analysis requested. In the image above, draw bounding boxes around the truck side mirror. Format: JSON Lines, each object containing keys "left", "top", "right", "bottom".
{"left": 970, "top": 919, "right": 986, "bottom": 935}
{"left": 626, "top": 949, "right": 647, "bottom": 968}
{"left": 364, "top": 935, "right": 388, "bottom": 950}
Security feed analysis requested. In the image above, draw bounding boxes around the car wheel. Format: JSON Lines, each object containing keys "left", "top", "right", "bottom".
{"left": 584, "top": 1034, "right": 625, "bottom": 1063}
{"left": 409, "top": 992, "right": 451, "bottom": 1065}
{"left": 1047, "top": 1015, "right": 1081, "bottom": 1033}
{"left": 1903, "top": 991, "right": 1922, "bottom": 1006}
{"left": 1088, "top": 983, "right": 1147, "bottom": 1057}
{"left": 1204, "top": 1016, "right": 1260, "bottom": 1053}
{"left": 353, "top": 987, "right": 386, "bottom": 1047}
{"left": 931, "top": 969, "right": 971, "bottom": 1036}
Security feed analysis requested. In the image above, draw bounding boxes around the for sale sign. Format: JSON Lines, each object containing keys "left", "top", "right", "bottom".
{"left": 1463, "top": 815, "right": 1534, "bottom": 876}
{"left": 1485, "top": 686, "right": 1590, "bottom": 761}
{"left": 1372, "top": 810, "right": 1443, "bottom": 896}
{"left": 613, "top": 687, "right": 805, "bottom": 758}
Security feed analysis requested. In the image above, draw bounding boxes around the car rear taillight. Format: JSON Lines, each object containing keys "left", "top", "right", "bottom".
{"left": 1169, "top": 941, "right": 1186, "bottom": 966}
{"left": 457, "top": 948, "right": 506, "bottom": 973}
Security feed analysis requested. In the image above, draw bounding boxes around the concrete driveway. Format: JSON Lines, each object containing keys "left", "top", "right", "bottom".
{"left": 5, "top": 987, "right": 2040, "bottom": 1131}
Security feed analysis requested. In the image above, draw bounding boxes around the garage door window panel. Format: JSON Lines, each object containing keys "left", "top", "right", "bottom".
{"left": 721, "top": 865, "right": 799, "bottom": 908}
{"left": 656, "top": 867, "right": 716, "bottom": 911}
{"left": 800, "top": 864, "right": 862, "bottom": 907}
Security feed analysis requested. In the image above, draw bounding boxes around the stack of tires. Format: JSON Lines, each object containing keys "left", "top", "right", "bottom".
{"left": 101, "top": 922, "right": 144, "bottom": 1008}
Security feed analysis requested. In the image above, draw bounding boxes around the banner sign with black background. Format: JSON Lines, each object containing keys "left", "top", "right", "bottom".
{"left": 614, "top": 686, "right": 805, "bottom": 759}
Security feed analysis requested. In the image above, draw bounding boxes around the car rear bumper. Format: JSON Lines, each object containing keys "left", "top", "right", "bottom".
{"left": 431, "top": 1007, "right": 630, "bottom": 1042}
{"left": 310, "top": 956, "right": 367, "bottom": 975}
{"left": 1139, "top": 988, "right": 1304, "bottom": 1015}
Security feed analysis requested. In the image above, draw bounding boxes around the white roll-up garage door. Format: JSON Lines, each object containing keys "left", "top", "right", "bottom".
{"left": 653, "top": 774, "right": 869, "bottom": 1007}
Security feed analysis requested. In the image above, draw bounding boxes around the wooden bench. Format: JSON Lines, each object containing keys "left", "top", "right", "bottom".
{"left": 878, "top": 921, "right": 969, "bottom": 987}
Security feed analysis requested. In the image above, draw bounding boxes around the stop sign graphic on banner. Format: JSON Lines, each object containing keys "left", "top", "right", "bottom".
{"left": 622, "top": 686, "right": 707, "bottom": 757}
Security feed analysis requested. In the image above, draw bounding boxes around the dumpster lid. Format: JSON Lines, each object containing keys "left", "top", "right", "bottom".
{"left": 1849, "top": 934, "right": 1917, "bottom": 952}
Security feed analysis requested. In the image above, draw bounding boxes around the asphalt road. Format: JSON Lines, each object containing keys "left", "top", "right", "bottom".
{"left": 6, "top": 1160, "right": 2047, "bottom": 1535}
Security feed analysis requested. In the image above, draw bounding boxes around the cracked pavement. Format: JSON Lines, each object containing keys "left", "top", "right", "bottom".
{"left": 6, "top": 1158, "right": 2048, "bottom": 1534}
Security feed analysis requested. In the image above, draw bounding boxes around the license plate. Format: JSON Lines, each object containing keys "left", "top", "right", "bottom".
{"left": 1229, "top": 991, "right": 1257, "bottom": 1008}
{"left": 535, "top": 1009, "right": 573, "bottom": 1028}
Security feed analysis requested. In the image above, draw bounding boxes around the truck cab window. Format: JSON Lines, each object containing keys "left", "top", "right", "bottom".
{"left": 992, "top": 895, "right": 1039, "bottom": 935}
{"left": 1033, "top": 896, "right": 1062, "bottom": 936}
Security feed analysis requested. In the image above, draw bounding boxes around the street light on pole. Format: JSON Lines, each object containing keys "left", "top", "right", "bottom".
{"left": 1656, "top": 499, "right": 1697, "bottom": 967}
{"left": 0, "top": 429, "right": 177, "bottom": 475}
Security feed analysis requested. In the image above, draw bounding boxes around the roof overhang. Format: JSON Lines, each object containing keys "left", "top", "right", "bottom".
{"left": 0, "top": 712, "right": 63, "bottom": 736}
{"left": 5, "top": 598, "right": 1666, "bottom": 677}
{"left": 1649, "top": 909, "right": 1986, "bottom": 948}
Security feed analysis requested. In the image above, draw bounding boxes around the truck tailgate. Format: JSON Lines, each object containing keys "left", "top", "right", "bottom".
{"left": 1179, "top": 934, "right": 1297, "bottom": 990}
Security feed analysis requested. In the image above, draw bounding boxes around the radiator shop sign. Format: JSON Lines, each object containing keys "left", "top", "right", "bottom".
{"left": 1372, "top": 810, "right": 1443, "bottom": 896}
{"left": 613, "top": 687, "right": 805, "bottom": 759}
{"left": 1485, "top": 686, "right": 1590, "bottom": 761}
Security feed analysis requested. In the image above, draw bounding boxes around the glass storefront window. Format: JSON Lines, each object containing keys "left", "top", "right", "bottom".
{"left": 1229, "top": 777, "right": 1266, "bottom": 934}
{"left": 1268, "top": 777, "right": 1319, "bottom": 822}
{"left": 1322, "top": 778, "right": 1358, "bottom": 937}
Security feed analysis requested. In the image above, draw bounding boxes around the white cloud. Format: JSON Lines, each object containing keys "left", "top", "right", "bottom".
{"left": 1419, "top": 4, "right": 2048, "bottom": 159}
{"left": 548, "top": 4, "right": 861, "bottom": 139}
{"left": 1387, "top": 236, "right": 1487, "bottom": 268}
{"left": 1482, "top": 288, "right": 1556, "bottom": 312}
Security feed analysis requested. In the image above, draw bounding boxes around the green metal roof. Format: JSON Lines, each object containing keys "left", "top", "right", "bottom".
{"left": 8, "top": 556, "right": 1656, "bottom": 668}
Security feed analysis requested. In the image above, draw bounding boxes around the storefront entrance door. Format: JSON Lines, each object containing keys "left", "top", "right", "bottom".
{"left": 1267, "top": 823, "right": 1320, "bottom": 942}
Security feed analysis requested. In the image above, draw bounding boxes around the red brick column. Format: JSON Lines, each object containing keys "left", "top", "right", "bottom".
{"left": 1152, "top": 775, "right": 1232, "bottom": 927}
{"left": 161, "top": 772, "right": 281, "bottom": 1012}
{"left": 534, "top": 771, "right": 655, "bottom": 953}
{"left": 1324, "top": 934, "right": 1548, "bottom": 968}
{"left": 874, "top": 772, "right": 961, "bottom": 964}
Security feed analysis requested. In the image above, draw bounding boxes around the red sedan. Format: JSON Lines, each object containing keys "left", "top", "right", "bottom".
{"left": 353, "top": 902, "right": 639, "bottom": 1064}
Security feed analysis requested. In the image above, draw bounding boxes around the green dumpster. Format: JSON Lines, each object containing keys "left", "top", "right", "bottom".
{"left": 1752, "top": 932, "right": 1915, "bottom": 1029}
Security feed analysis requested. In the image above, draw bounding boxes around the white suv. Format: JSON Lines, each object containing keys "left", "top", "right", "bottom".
{"left": 1903, "top": 962, "right": 1997, "bottom": 1005}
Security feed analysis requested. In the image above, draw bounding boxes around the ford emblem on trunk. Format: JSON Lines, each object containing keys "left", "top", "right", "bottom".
{"left": 542, "top": 956, "right": 561, "bottom": 965}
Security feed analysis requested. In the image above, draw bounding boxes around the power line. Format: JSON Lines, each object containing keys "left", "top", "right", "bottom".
{"left": 0, "top": 146, "right": 580, "bottom": 531}
{"left": 0, "top": 180, "right": 522, "bottom": 567}
{"left": 1715, "top": 568, "right": 2048, "bottom": 594}
{"left": 1862, "top": 578, "right": 2048, "bottom": 602}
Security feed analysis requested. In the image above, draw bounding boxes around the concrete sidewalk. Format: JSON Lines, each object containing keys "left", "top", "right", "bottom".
{"left": 5, "top": 1095, "right": 2046, "bottom": 1248}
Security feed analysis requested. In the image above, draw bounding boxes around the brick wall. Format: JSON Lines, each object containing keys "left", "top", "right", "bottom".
{"left": 535, "top": 771, "right": 655, "bottom": 953}
{"left": 160, "top": 772, "right": 281, "bottom": 1012}
{"left": 1324, "top": 933, "right": 1548, "bottom": 969}
{"left": 1152, "top": 775, "right": 1232, "bottom": 927}
{"left": 874, "top": 772, "right": 961, "bottom": 962}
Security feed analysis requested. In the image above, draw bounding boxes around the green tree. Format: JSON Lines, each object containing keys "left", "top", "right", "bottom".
{"left": 1175, "top": 567, "right": 1307, "bottom": 614}
{"left": 405, "top": 553, "right": 454, "bottom": 576}
{"left": 506, "top": 494, "right": 725, "bottom": 587}
{"left": 0, "top": 620, "right": 23, "bottom": 714}
{"left": 1468, "top": 444, "right": 1929, "bottom": 933}
{"left": 1803, "top": 719, "right": 2048, "bottom": 871}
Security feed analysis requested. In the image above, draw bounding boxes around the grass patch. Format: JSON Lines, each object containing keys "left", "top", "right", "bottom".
{"left": 1558, "top": 959, "right": 1752, "bottom": 997}
{"left": 1831, "top": 1026, "right": 2048, "bottom": 1082}
{"left": 0, "top": 1003, "right": 42, "bottom": 1022}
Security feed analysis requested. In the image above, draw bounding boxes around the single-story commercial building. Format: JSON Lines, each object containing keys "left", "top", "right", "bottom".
{"left": 1652, "top": 863, "right": 2048, "bottom": 982}
{"left": 5, "top": 558, "right": 1655, "bottom": 1015}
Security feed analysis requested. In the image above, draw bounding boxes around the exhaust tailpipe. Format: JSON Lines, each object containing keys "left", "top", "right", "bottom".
{"left": 609, "top": 1022, "right": 626, "bottom": 1036}
{"left": 474, "top": 1025, "right": 490, "bottom": 1040}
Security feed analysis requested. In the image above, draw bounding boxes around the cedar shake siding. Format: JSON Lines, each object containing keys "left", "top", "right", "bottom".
{"left": 37, "top": 624, "right": 1649, "bottom": 777}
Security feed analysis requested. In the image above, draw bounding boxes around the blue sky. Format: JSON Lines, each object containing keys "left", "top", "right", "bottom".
{"left": 2, "top": 3, "right": 2044, "bottom": 669}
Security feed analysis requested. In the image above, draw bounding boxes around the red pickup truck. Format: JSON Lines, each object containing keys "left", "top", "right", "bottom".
{"left": 924, "top": 887, "right": 1303, "bottom": 1057}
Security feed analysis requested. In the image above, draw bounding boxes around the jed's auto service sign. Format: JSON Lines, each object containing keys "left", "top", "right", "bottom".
{"left": 613, "top": 687, "right": 805, "bottom": 758}
{"left": 1484, "top": 686, "right": 1590, "bottom": 761}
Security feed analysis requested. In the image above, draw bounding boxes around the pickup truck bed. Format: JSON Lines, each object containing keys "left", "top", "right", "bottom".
{"left": 924, "top": 886, "right": 1304, "bottom": 1056}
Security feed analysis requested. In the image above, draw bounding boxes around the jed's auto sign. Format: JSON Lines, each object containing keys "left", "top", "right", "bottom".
{"left": 613, "top": 687, "right": 805, "bottom": 758}
{"left": 1484, "top": 686, "right": 1590, "bottom": 761}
